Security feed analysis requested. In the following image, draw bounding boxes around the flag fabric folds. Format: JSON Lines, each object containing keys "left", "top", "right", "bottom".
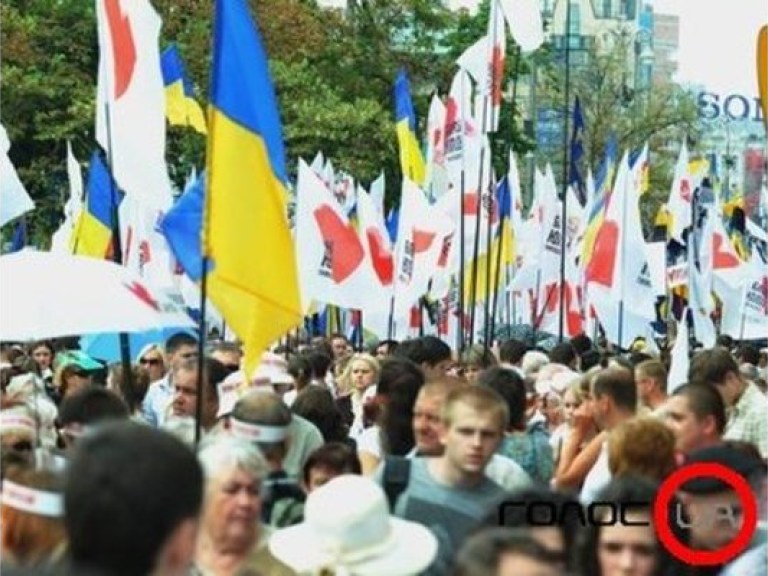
{"left": 160, "top": 172, "right": 205, "bottom": 282}
{"left": 204, "top": 0, "right": 301, "bottom": 376}
{"left": 161, "top": 44, "right": 207, "bottom": 134}
{"left": 95, "top": 0, "right": 173, "bottom": 210}
{"left": 71, "top": 152, "right": 123, "bottom": 259}
{"left": 394, "top": 70, "right": 426, "bottom": 185}
{"left": 0, "top": 124, "right": 35, "bottom": 228}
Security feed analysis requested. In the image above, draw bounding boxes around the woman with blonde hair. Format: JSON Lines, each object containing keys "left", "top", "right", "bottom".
{"left": 334, "top": 353, "right": 380, "bottom": 440}
{"left": 1, "top": 465, "right": 66, "bottom": 569}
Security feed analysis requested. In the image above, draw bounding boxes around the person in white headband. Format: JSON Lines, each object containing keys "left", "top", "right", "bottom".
{"left": 0, "top": 468, "right": 66, "bottom": 567}
{"left": 228, "top": 391, "right": 305, "bottom": 528}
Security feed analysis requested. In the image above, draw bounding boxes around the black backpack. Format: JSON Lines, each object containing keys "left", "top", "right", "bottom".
{"left": 382, "top": 456, "right": 411, "bottom": 511}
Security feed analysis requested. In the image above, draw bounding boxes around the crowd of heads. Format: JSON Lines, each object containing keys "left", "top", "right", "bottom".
{"left": 0, "top": 331, "right": 766, "bottom": 575}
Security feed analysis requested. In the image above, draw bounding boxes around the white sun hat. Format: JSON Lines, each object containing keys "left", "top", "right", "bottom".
{"left": 269, "top": 475, "right": 437, "bottom": 576}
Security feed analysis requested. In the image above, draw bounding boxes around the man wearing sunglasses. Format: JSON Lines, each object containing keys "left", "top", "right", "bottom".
{"left": 141, "top": 332, "right": 198, "bottom": 427}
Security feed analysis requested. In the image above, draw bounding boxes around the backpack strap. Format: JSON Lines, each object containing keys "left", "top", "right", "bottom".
{"left": 382, "top": 456, "right": 411, "bottom": 512}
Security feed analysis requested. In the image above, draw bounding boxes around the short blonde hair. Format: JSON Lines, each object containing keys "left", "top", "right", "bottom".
{"left": 442, "top": 385, "right": 509, "bottom": 433}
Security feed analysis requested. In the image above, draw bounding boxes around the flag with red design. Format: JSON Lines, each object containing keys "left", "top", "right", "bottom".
{"left": 96, "top": 0, "right": 173, "bottom": 210}
{"left": 666, "top": 142, "right": 693, "bottom": 244}
{"left": 393, "top": 178, "right": 454, "bottom": 318}
{"left": 296, "top": 159, "right": 378, "bottom": 313}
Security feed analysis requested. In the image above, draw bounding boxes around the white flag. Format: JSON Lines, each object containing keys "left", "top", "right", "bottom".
{"left": 0, "top": 124, "right": 35, "bottom": 228}
{"left": 95, "top": 0, "right": 172, "bottom": 210}
{"left": 668, "top": 314, "right": 690, "bottom": 394}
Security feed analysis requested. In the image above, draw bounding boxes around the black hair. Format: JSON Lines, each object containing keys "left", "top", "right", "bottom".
{"left": 672, "top": 383, "right": 727, "bottom": 435}
{"left": 57, "top": 387, "right": 129, "bottom": 427}
{"left": 377, "top": 358, "right": 425, "bottom": 456}
{"left": 456, "top": 528, "right": 565, "bottom": 576}
{"left": 394, "top": 336, "right": 451, "bottom": 367}
{"left": 292, "top": 387, "right": 350, "bottom": 444}
{"left": 164, "top": 332, "right": 198, "bottom": 355}
{"left": 302, "top": 442, "right": 361, "bottom": 486}
{"left": 549, "top": 342, "right": 577, "bottom": 367}
{"left": 576, "top": 476, "right": 692, "bottom": 576}
{"left": 499, "top": 339, "right": 527, "bottom": 365}
{"left": 65, "top": 422, "right": 203, "bottom": 575}
{"left": 476, "top": 367, "right": 526, "bottom": 430}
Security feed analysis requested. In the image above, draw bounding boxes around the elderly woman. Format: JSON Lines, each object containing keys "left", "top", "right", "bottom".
{"left": 192, "top": 436, "right": 295, "bottom": 576}
{"left": 334, "top": 353, "right": 380, "bottom": 440}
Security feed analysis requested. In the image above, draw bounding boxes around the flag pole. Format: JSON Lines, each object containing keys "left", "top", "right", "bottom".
{"left": 490, "top": 44, "right": 523, "bottom": 344}
{"left": 102, "top": 101, "right": 134, "bottom": 397}
{"left": 458, "top": 169, "right": 467, "bottom": 352}
{"left": 558, "top": 0, "right": 573, "bottom": 342}
{"left": 194, "top": 258, "right": 208, "bottom": 446}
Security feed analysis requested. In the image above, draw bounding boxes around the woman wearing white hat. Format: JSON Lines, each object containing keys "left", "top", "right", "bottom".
{"left": 269, "top": 475, "right": 437, "bottom": 575}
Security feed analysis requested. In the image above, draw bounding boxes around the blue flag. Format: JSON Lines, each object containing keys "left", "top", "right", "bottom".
{"left": 159, "top": 172, "right": 205, "bottom": 281}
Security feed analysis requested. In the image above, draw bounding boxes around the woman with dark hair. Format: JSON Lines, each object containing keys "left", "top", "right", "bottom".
{"left": 357, "top": 357, "right": 425, "bottom": 475}
{"left": 282, "top": 353, "right": 313, "bottom": 407}
{"left": 576, "top": 476, "right": 692, "bottom": 576}
{"left": 478, "top": 485, "right": 582, "bottom": 572}
{"left": 107, "top": 363, "right": 151, "bottom": 422}
{"left": 291, "top": 386, "right": 352, "bottom": 447}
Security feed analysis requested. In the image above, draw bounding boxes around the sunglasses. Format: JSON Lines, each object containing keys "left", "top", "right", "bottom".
{"left": 140, "top": 357, "right": 162, "bottom": 366}
{"left": 9, "top": 440, "right": 33, "bottom": 452}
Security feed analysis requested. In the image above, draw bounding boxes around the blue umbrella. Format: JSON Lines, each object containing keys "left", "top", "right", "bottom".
{"left": 80, "top": 327, "right": 196, "bottom": 363}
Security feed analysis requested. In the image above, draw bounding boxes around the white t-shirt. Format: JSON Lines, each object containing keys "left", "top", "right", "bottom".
{"left": 580, "top": 441, "right": 612, "bottom": 504}
{"left": 357, "top": 425, "right": 382, "bottom": 458}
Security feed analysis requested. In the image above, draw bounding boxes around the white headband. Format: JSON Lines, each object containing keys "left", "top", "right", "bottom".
{"left": 1, "top": 480, "right": 63, "bottom": 518}
{"left": 0, "top": 413, "right": 36, "bottom": 434}
{"left": 230, "top": 418, "right": 288, "bottom": 443}
{"left": 60, "top": 423, "right": 91, "bottom": 438}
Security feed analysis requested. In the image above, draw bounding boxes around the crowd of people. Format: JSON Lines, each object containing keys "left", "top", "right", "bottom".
{"left": 0, "top": 330, "right": 766, "bottom": 575}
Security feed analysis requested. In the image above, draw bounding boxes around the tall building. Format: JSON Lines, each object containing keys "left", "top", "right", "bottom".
{"left": 652, "top": 12, "right": 679, "bottom": 86}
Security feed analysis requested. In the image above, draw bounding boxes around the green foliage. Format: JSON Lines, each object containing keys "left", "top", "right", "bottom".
{"left": 1, "top": 0, "right": 534, "bottom": 242}
{"left": 533, "top": 31, "right": 701, "bottom": 227}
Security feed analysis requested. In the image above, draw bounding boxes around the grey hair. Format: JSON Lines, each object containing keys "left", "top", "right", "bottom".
{"left": 196, "top": 434, "right": 268, "bottom": 482}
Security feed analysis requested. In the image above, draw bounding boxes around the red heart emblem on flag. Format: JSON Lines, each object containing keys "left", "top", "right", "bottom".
{"left": 366, "top": 228, "right": 393, "bottom": 285}
{"left": 105, "top": 0, "right": 137, "bottom": 100}
{"left": 712, "top": 233, "right": 740, "bottom": 269}
{"left": 586, "top": 220, "right": 618, "bottom": 287}
{"left": 314, "top": 205, "right": 364, "bottom": 283}
{"left": 124, "top": 281, "right": 160, "bottom": 311}
{"left": 412, "top": 229, "right": 436, "bottom": 254}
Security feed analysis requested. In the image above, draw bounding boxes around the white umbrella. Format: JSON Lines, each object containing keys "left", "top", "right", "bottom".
{"left": 0, "top": 250, "right": 196, "bottom": 341}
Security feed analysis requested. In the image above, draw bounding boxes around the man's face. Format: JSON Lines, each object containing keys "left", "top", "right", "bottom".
{"left": 684, "top": 490, "right": 745, "bottom": 551}
{"left": 423, "top": 358, "right": 452, "bottom": 380}
{"left": 169, "top": 344, "right": 198, "bottom": 369}
{"left": 634, "top": 370, "right": 653, "bottom": 404}
{"left": 440, "top": 402, "right": 503, "bottom": 479}
{"left": 331, "top": 337, "right": 349, "bottom": 359}
{"left": 413, "top": 390, "right": 444, "bottom": 455}
{"left": 172, "top": 369, "right": 199, "bottom": 418}
{"left": 663, "top": 395, "right": 711, "bottom": 454}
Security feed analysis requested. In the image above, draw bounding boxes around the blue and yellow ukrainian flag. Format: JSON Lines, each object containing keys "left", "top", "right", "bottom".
{"left": 161, "top": 44, "right": 207, "bottom": 134}
{"left": 394, "top": 70, "right": 426, "bottom": 186}
{"left": 204, "top": 0, "right": 301, "bottom": 376}
{"left": 71, "top": 152, "right": 122, "bottom": 259}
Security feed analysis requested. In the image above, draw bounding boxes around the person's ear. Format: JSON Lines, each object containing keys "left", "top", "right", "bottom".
{"left": 152, "top": 517, "right": 199, "bottom": 576}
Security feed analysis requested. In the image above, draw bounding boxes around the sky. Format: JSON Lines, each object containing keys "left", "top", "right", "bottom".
{"left": 651, "top": 0, "right": 766, "bottom": 97}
